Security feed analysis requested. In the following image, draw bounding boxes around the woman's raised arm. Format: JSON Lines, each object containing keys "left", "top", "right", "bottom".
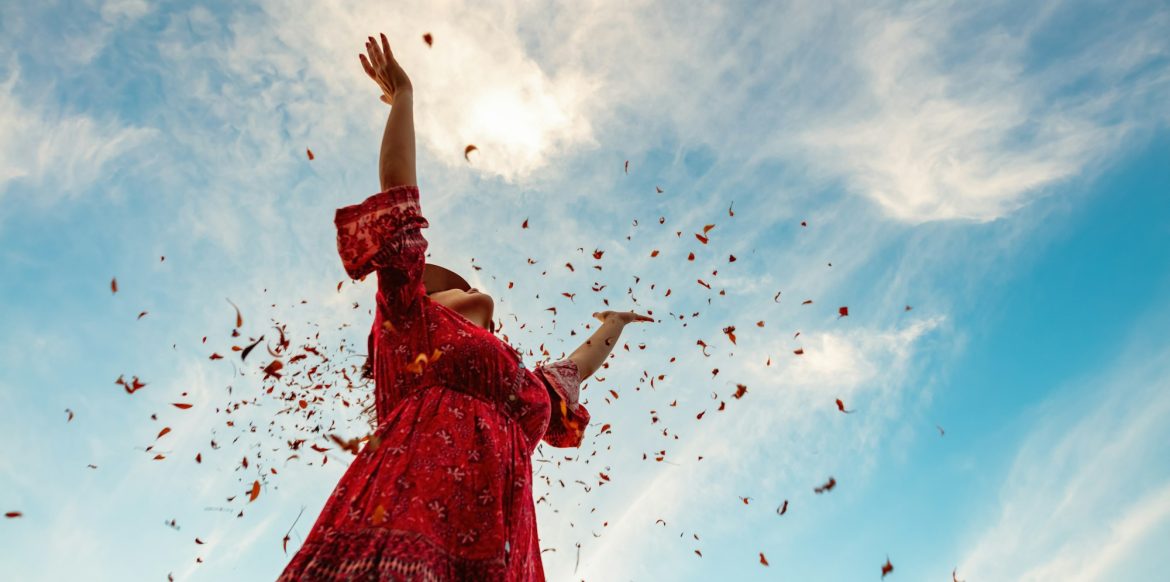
{"left": 378, "top": 90, "right": 416, "bottom": 189}
{"left": 360, "top": 33, "right": 416, "bottom": 190}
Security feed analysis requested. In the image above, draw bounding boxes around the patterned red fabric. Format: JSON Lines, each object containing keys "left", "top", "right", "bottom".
{"left": 277, "top": 185, "right": 590, "bottom": 581}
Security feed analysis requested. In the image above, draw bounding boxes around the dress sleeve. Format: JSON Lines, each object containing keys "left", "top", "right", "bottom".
{"left": 335, "top": 184, "right": 431, "bottom": 321}
{"left": 534, "top": 358, "right": 590, "bottom": 448}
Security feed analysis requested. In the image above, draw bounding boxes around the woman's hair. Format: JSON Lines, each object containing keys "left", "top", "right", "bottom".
{"left": 358, "top": 356, "right": 378, "bottom": 433}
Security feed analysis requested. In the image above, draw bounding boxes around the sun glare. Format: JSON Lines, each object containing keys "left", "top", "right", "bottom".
{"left": 467, "top": 88, "right": 544, "bottom": 153}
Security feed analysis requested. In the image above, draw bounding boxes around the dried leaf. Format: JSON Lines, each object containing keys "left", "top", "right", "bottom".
{"left": 241, "top": 336, "right": 265, "bottom": 362}
{"left": 226, "top": 298, "right": 243, "bottom": 328}
{"left": 814, "top": 476, "right": 836, "bottom": 494}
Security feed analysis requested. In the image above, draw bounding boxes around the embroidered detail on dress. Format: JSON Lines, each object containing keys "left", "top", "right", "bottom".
{"left": 427, "top": 499, "right": 447, "bottom": 520}
{"left": 278, "top": 527, "right": 506, "bottom": 581}
{"left": 477, "top": 488, "right": 494, "bottom": 506}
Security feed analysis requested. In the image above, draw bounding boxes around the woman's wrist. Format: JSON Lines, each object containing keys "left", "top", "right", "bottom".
{"left": 390, "top": 87, "right": 414, "bottom": 104}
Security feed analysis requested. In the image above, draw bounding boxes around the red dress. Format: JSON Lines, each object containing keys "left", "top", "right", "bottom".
{"left": 277, "top": 185, "right": 590, "bottom": 581}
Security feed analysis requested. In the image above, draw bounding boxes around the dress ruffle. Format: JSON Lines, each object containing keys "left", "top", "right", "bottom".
{"left": 533, "top": 358, "right": 590, "bottom": 449}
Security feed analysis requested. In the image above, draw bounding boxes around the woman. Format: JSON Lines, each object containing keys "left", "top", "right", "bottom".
{"left": 277, "top": 33, "right": 654, "bottom": 581}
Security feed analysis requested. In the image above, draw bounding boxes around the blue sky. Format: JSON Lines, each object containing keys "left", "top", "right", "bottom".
{"left": 1, "top": 0, "right": 1168, "bottom": 580}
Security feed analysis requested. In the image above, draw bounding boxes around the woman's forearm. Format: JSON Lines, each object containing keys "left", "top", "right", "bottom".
{"left": 379, "top": 91, "right": 417, "bottom": 190}
{"left": 568, "top": 320, "right": 625, "bottom": 382}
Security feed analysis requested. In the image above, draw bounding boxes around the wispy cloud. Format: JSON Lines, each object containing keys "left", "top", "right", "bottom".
{"left": 0, "top": 61, "right": 157, "bottom": 213}
{"left": 782, "top": 1, "right": 1170, "bottom": 223}
{"left": 957, "top": 307, "right": 1170, "bottom": 581}
{"left": 573, "top": 316, "right": 943, "bottom": 580}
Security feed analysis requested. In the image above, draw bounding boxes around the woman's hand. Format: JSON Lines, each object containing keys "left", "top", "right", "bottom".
{"left": 592, "top": 310, "right": 655, "bottom": 327}
{"left": 360, "top": 33, "right": 413, "bottom": 106}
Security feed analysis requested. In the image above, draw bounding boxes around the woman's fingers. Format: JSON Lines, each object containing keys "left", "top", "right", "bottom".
{"left": 366, "top": 37, "right": 382, "bottom": 69}
{"left": 359, "top": 53, "right": 376, "bottom": 79}
{"left": 381, "top": 33, "right": 392, "bottom": 62}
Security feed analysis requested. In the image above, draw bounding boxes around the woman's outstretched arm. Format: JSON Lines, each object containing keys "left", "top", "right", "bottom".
{"left": 568, "top": 319, "right": 626, "bottom": 382}
{"left": 568, "top": 310, "right": 655, "bottom": 381}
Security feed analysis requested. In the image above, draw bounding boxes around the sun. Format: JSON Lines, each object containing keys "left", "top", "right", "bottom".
{"left": 466, "top": 87, "right": 546, "bottom": 153}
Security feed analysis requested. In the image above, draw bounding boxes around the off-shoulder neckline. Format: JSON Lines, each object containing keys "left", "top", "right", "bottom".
{"left": 426, "top": 295, "right": 524, "bottom": 361}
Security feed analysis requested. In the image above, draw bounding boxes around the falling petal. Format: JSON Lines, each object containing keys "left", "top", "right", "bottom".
{"left": 814, "top": 476, "right": 836, "bottom": 494}
{"left": 226, "top": 298, "right": 243, "bottom": 328}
